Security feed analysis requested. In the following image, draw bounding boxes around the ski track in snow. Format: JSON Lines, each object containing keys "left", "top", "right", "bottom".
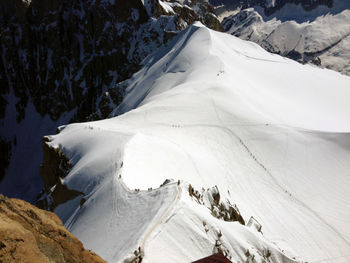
{"left": 210, "top": 95, "right": 350, "bottom": 249}
{"left": 138, "top": 183, "right": 181, "bottom": 249}
{"left": 139, "top": 116, "right": 350, "bottom": 251}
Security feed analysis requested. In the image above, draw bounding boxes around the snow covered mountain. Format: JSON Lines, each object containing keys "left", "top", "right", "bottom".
{"left": 216, "top": 0, "right": 350, "bottom": 75}
{"left": 0, "top": 0, "right": 222, "bottom": 202}
{"left": 39, "top": 23, "right": 350, "bottom": 262}
{"left": 211, "top": 0, "right": 350, "bottom": 20}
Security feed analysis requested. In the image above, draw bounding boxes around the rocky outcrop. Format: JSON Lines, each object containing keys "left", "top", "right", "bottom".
{"left": 37, "top": 136, "right": 83, "bottom": 211}
{"left": 170, "top": 0, "right": 223, "bottom": 31}
{"left": 0, "top": 194, "right": 106, "bottom": 263}
{"left": 189, "top": 184, "right": 245, "bottom": 224}
{"left": 39, "top": 136, "right": 72, "bottom": 191}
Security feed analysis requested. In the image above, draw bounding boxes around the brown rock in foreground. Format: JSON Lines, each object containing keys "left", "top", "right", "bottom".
{"left": 0, "top": 194, "right": 105, "bottom": 263}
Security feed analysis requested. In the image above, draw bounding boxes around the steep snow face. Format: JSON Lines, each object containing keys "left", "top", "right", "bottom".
{"left": 115, "top": 22, "right": 350, "bottom": 132}
{"left": 222, "top": 8, "right": 350, "bottom": 76}
{"left": 47, "top": 24, "right": 350, "bottom": 262}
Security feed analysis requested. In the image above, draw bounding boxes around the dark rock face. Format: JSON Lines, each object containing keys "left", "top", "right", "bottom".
{"left": 221, "top": 8, "right": 263, "bottom": 34}
{"left": 0, "top": 0, "right": 222, "bottom": 202}
{"left": 36, "top": 136, "right": 83, "bottom": 211}
{"left": 171, "top": 0, "right": 223, "bottom": 31}
{"left": 0, "top": 194, "right": 106, "bottom": 263}
{"left": 0, "top": 139, "right": 12, "bottom": 181}
{"left": 1, "top": 0, "right": 150, "bottom": 122}
{"left": 1, "top": 0, "right": 221, "bottom": 123}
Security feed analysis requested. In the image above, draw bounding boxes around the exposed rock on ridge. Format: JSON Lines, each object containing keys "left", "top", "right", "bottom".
{"left": 37, "top": 135, "right": 83, "bottom": 211}
{"left": 189, "top": 184, "right": 245, "bottom": 225}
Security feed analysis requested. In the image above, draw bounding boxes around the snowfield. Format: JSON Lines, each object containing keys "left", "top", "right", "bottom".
{"left": 48, "top": 23, "right": 350, "bottom": 262}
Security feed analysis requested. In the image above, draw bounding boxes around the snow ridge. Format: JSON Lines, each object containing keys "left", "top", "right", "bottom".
{"left": 47, "top": 24, "right": 350, "bottom": 262}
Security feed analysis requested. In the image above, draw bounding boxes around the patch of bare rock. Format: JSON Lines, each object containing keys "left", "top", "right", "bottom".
{"left": 0, "top": 194, "right": 105, "bottom": 263}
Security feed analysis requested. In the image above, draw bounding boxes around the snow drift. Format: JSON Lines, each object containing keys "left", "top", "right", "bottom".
{"left": 44, "top": 23, "right": 350, "bottom": 262}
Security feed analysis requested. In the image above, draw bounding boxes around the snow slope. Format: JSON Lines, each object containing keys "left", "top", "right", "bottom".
{"left": 48, "top": 23, "right": 350, "bottom": 262}
{"left": 222, "top": 8, "right": 350, "bottom": 75}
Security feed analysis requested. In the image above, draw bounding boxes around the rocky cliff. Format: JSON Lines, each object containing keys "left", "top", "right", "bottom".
{"left": 0, "top": 194, "right": 106, "bottom": 263}
{"left": 1, "top": 0, "right": 222, "bottom": 123}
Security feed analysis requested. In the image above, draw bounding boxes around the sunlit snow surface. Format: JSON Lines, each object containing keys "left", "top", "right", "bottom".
{"left": 51, "top": 23, "right": 350, "bottom": 262}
